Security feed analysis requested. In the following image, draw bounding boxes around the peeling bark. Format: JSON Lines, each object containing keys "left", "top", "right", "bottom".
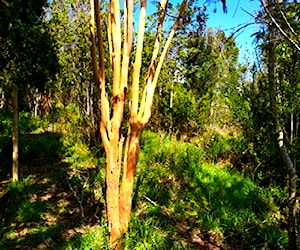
{"left": 89, "top": 0, "right": 187, "bottom": 248}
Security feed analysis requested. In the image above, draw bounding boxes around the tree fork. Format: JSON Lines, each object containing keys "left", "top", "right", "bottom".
{"left": 89, "top": 0, "right": 187, "bottom": 248}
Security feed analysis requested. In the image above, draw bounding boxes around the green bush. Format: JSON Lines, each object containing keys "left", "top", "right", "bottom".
{"left": 0, "top": 112, "right": 40, "bottom": 136}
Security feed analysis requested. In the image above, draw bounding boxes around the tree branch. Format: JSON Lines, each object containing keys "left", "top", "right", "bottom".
{"left": 138, "top": 0, "right": 169, "bottom": 121}
{"left": 279, "top": 9, "right": 297, "bottom": 38}
{"left": 110, "top": 0, "right": 122, "bottom": 96}
{"left": 131, "top": 0, "right": 147, "bottom": 119}
{"left": 120, "top": 0, "right": 133, "bottom": 91}
{"left": 261, "top": 0, "right": 300, "bottom": 51}
{"left": 89, "top": 0, "right": 99, "bottom": 85}
{"left": 94, "top": 0, "right": 105, "bottom": 86}
{"left": 139, "top": 0, "right": 187, "bottom": 124}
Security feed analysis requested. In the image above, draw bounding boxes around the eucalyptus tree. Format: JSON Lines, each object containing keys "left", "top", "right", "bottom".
{"left": 47, "top": 0, "right": 99, "bottom": 142}
{"left": 149, "top": 1, "right": 245, "bottom": 139}
{"left": 0, "top": 0, "right": 58, "bottom": 181}
{"left": 256, "top": 0, "right": 299, "bottom": 248}
{"left": 89, "top": 0, "right": 229, "bottom": 247}
{"left": 88, "top": 0, "right": 197, "bottom": 247}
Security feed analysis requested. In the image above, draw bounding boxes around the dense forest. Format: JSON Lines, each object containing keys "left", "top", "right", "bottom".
{"left": 0, "top": 0, "right": 299, "bottom": 249}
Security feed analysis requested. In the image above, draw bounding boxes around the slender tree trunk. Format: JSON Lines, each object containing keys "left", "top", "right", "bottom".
{"left": 12, "top": 84, "right": 19, "bottom": 182}
{"left": 44, "top": 90, "right": 51, "bottom": 117}
{"left": 267, "top": 4, "right": 298, "bottom": 247}
{"left": 290, "top": 52, "right": 299, "bottom": 249}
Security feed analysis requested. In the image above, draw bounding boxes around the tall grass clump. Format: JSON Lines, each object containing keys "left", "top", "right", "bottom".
{"left": 199, "top": 131, "right": 247, "bottom": 167}
{"left": 124, "top": 215, "right": 181, "bottom": 250}
{"left": 60, "top": 104, "right": 103, "bottom": 170}
{"left": 131, "top": 130, "right": 287, "bottom": 249}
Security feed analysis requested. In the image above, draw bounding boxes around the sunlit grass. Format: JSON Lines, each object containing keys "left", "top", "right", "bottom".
{"left": 62, "top": 224, "right": 109, "bottom": 250}
{"left": 134, "top": 130, "right": 288, "bottom": 248}
{"left": 0, "top": 129, "right": 288, "bottom": 249}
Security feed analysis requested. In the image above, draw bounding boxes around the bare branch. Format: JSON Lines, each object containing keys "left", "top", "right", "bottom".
{"left": 139, "top": 0, "right": 187, "bottom": 124}
{"left": 110, "top": 0, "right": 122, "bottom": 96}
{"left": 94, "top": 0, "right": 105, "bottom": 85}
{"left": 120, "top": 0, "right": 134, "bottom": 91}
{"left": 279, "top": 9, "right": 297, "bottom": 37}
{"left": 261, "top": 0, "right": 300, "bottom": 51}
{"left": 89, "top": 0, "right": 99, "bottom": 85}
{"left": 107, "top": 10, "right": 113, "bottom": 66}
{"left": 138, "top": 0, "right": 169, "bottom": 121}
{"left": 91, "top": 0, "right": 111, "bottom": 148}
{"left": 131, "top": 0, "right": 147, "bottom": 119}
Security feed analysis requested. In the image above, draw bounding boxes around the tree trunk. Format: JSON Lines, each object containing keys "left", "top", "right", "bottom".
{"left": 267, "top": 5, "right": 298, "bottom": 247}
{"left": 119, "top": 122, "right": 143, "bottom": 233}
{"left": 12, "top": 84, "right": 19, "bottom": 182}
{"left": 105, "top": 146, "right": 122, "bottom": 247}
{"left": 106, "top": 122, "right": 143, "bottom": 249}
{"left": 89, "top": 0, "right": 187, "bottom": 248}
{"left": 43, "top": 90, "right": 51, "bottom": 117}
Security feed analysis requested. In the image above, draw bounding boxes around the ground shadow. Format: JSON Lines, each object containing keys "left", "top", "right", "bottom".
{"left": 0, "top": 132, "right": 104, "bottom": 249}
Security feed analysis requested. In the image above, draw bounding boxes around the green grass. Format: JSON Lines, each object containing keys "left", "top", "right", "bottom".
{"left": 0, "top": 131, "right": 105, "bottom": 249}
{"left": 131, "top": 130, "right": 288, "bottom": 249}
{"left": 0, "top": 129, "right": 288, "bottom": 249}
{"left": 62, "top": 223, "right": 109, "bottom": 250}
{"left": 0, "top": 176, "right": 60, "bottom": 249}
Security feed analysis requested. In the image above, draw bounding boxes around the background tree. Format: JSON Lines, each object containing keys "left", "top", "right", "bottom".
{"left": 47, "top": 0, "right": 101, "bottom": 143}
{"left": 150, "top": 7, "right": 245, "bottom": 140}
{"left": 0, "top": 0, "right": 59, "bottom": 181}
{"left": 241, "top": 0, "right": 300, "bottom": 247}
{"left": 263, "top": 1, "right": 298, "bottom": 247}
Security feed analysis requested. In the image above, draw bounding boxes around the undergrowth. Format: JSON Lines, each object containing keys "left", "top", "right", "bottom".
{"left": 0, "top": 124, "right": 288, "bottom": 249}
{"left": 129, "top": 130, "right": 288, "bottom": 249}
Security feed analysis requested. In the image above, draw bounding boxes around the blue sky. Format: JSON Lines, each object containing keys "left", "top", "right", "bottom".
{"left": 205, "top": 0, "right": 261, "bottom": 64}
{"left": 146, "top": 0, "right": 262, "bottom": 64}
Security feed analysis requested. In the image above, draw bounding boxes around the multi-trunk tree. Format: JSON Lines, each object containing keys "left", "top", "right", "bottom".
{"left": 89, "top": 0, "right": 190, "bottom": 248}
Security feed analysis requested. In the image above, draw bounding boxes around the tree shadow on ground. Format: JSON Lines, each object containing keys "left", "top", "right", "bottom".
{"left": 0, "top": 132, "right": 104, "bottom": 249}
{"left": 135, "top": 161, "right": 284, "bottom": 249}
{"left": 132, "top": 131, "right": 287, "bottom": 249}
